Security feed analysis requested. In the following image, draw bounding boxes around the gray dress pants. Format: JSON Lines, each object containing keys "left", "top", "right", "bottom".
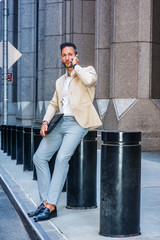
{"left": 33, "top": 116, "right": 88, "bottom": 205}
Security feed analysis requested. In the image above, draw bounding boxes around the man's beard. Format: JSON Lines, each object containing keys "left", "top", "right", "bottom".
{"left": 62, "top": 62, "right": 73, "bottom": 69}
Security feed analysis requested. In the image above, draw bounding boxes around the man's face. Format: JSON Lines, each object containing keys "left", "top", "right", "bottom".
{"left": 61, "top": 46, "right": 76, "bottom": 68}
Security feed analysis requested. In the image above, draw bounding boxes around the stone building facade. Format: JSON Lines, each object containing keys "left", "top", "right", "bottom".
{"left": 0, "top": 0, "right": 160, "bottom": 151}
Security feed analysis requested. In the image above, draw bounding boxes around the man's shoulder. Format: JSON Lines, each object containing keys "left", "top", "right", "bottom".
{"left": 76, "top": 65, "right": 97, "bottom": 74}
{"left": 56, "top": 74, "right": 66, "bottom": 83}
{"left": 79, "top": 66, "right": 95, "bottom": 71}
{"left": 82, "top": 65, "right": 95, "bottom": 70}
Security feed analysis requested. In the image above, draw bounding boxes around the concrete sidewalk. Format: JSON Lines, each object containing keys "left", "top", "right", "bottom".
{"left": 0, "top": 142, "right": 160, "bottom": 240}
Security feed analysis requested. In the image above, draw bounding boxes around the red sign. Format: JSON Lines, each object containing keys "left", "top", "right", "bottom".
{"left": 8, "top": 73, "right": 13, "bottom": 82}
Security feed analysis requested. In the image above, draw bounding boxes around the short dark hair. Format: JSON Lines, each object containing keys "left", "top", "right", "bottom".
{"left": 60, "top": 42, "right": 78, "bottom": 54}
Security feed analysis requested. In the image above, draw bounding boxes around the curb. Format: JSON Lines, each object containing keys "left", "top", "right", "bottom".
{"left": 0, "top": 172, "right": 51, "bottom": 240}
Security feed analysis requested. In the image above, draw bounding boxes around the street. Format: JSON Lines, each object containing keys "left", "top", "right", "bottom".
{"left": 0, "top": 184, "right": 31, "bottom": 240}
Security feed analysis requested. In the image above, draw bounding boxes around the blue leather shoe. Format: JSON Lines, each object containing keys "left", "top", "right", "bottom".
{"left": 34, "top": 207, "right": 57, "bottom": 222}
{"left": 28, "top": 203, "right": 45, "bottom": 217}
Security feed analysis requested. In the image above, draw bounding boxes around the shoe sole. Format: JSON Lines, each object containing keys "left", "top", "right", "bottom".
{"left": 34, "top": 213, "right": 57, "bottom": 222}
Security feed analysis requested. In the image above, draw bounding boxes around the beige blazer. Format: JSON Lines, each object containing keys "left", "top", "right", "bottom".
{"left": 43, "top": 65, "right": 102, "bottom": 129}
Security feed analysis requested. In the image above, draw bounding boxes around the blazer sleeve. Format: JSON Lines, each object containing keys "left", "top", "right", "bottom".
{"left": 74, "top": 65, "right": 98, "bottom": 87}
{"left": 43, "top": 90, "right": 59, "bottom": 123}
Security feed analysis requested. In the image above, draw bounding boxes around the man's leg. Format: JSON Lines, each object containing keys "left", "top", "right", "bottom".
{"left": 46, "top": 117, "right": 88, "bottom": 205}
{"left": 33, "top": 128, "right": 63, "bottom": 203}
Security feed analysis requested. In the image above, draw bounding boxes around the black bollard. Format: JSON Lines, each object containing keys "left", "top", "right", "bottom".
{"left": 6, "top": 125, "right": 8, "bottom": 155}
{"left": 6, "top": 125, "right": 9, "bottom": 154}
{"left": 16, "top": 126, "right": 24, "bottom": 165}
{"left": 66, "top": 131, "right": 97, "bottom": 209}
{"left": 7, "top": 125, "right": 12, "bottom": 156}
{"left": 1, "top": 125, "right": 4, "bottom": 150}
{"left": 33, "top": 127, "right": 42, "bottom": 180}
{"left": 99, "top": 131, "right": 141, "bottom": 237}
{"left": 49, "top": 153, "right": 56, "bottom": 177}
{"left": 3, "top": 125, "right": 7, "bottom": 153}
{"left": 11, "top": 126, "right": 17, "bottom": 160}
{"left": 49, "top": 152, "right": 66, "bottom": 192}
{"left": 23, "top": 127, "right": 33, "bottom": 171}
{"left": 32, "top": 127, "right": 57, "bottom": 180}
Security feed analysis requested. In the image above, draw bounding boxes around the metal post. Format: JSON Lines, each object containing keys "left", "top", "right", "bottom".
{"left": 99, "top": 131, "right": 141, "bottom": 237}
{"left": 3, "top": 0, "right": 8, "bottom": 125}
{"left": 66, "top": 131, "right": 97, "bottom": 209}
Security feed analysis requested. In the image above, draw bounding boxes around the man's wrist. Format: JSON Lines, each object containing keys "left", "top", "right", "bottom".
{"left": 73, "top": 63, "right": 78, "bottom": 68}
{"left": 41, "top": 121, "right": 48, "bottom": 127}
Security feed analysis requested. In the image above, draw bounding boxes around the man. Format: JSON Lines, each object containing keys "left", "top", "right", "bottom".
{"left": 28, "top": 42, "right": 102, "bottom": 221}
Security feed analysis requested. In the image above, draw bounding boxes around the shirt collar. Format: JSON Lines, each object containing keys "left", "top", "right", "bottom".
{"left": 65, "top": 69, "right": 76, "bottom": 78}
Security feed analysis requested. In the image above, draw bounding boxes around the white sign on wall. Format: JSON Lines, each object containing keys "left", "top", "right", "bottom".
{"left": 0, "top": 41, "right": 22, "bottom": 69}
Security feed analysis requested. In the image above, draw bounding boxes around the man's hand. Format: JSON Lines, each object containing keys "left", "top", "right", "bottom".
{"left": 40, "top": 122, "right": 48, "bottom": 137}
{"left": 72, "top": 55, "right": 79, "bottom": 66}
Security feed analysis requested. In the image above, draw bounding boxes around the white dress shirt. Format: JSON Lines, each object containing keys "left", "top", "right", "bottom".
{"left": 61, "top": 70, "right": 75, "bottom": 116}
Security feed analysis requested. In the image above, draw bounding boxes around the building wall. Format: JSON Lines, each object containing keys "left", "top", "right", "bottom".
{"left": 95, "top": 0, "right": 160, "bottom": 151}
{"left": 0, "top": 1, "right": 3, "bottom": 119}
{"left": 0, "top": 0, "right": 160, "bottom": 151}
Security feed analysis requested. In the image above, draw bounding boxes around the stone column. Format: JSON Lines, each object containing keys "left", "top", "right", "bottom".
{"left": 71, "top": 0, "right": 95, "bottom": 67}
{"left": 99, "top": 0, "right": 160, "bottom": 151}
{"left": 35, "top": 0, "right": 45, "bottom": 123}
{"left": 0, "top": 2, "right": 2, "bottom": 43}
{"left": 7, "top": 0, "right": 18, "bottom": 125}
{"left": 17, "top": 0, "right": 36, "bottom": 125}
{"left": 95, "top": 0, "right": 111, "bottom": 120}
{"left": 0, "top": 1, "right": 3, "bottom": 123}
{"left": 41, "top": 0, "right": 63, "bottom": 115}
{"left": 62, "top": 0, "right": 71, "bottom": 43}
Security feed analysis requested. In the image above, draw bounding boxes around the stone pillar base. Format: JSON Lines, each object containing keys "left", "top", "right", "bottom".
{"left": 98, "top": 99, "right": 160, "bottom": 151}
